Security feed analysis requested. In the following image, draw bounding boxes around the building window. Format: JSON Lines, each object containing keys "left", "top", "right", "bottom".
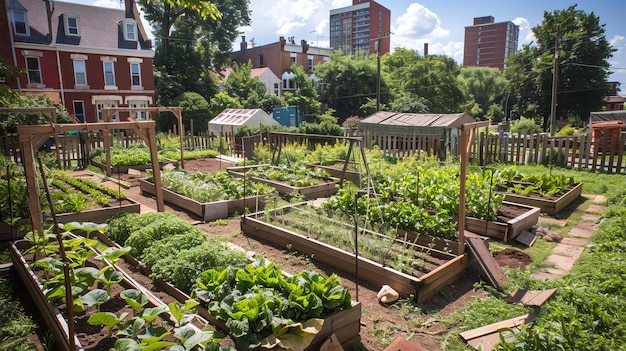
{"left": 96, "top": 102, "right": 118, "bottom": 122}
{"left": 259, "top": 54, "right": 264, "bottom": 67}
{"left": 290, "top": 57, "right": 296, "bottom": 64}
{"left": 122, "top": 19, "right": 137, "bottom": 41}
{"left": 73, "top": 60, "right": 87, "bottom": 85}
{"left": 307, "top": 56, "right": 313, "bottom": 70}
{"left": 128, "top": 100, "right": 148, "bottom": 120}
{"left": 64, "top": 14, "right": 80, "bottom": 36}
{"left": 73, "top": 101, "right": 85, "bottom": 122}
{"left": 130, "top": 62, "right": 141, "bottom": 87}
{"left": 103, "top": 61, "right": 115, "bottom": 86}
{"left": 273, "top": 83, "right": 279, "bottom": 96}
{"left": 25, "top": 57, "right": 41, "bottom": 84}
{"left": 12, "top": 10, "right": 29, "bottom": 36}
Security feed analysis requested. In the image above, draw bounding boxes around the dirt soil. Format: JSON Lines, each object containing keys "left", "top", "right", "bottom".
{"left": 92, "top": 157, "right": 535, "bottom": 351}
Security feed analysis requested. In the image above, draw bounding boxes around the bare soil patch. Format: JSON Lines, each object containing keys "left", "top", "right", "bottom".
{"left": 493, "top": 248, "right": 533, "bottom": 269}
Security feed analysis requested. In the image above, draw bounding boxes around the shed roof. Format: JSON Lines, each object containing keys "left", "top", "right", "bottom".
{"left": 208, "top": 108, "right": 277, "bottom": 134}
{"left": 360, "top": 112, "right": 475, "bottom": 129}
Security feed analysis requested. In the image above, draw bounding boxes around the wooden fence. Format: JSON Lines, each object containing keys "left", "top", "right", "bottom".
{"left": 2, "top": 128, "right": 625, "bottom": 173}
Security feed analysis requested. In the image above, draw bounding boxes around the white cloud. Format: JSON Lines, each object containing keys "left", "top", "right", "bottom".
{"left": 395, "top": 3, "right": 449, "bottom": 40}
{"left": 512, "top": 17, "right": 535, "bottom": 46}
{"left": 331, "top": 0, "right": 351, "bottom": 8}
{"left": 429, "top": 41, "right": 464, "bottom": 63}
{"left": 610, "top": 35, "right": 625, "bottom": 48}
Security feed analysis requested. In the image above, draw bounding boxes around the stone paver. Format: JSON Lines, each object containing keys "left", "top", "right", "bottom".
{"left": 593, "top": 195, "right": 607, "bottom": 204}
{"left": 543, "top": 254, "right": 577, "bottom": 272}
{"left": 582, "top": 213, "right": 601, "bottom": 222}
{"left": 560, "top": 237, "right": 589, "bottom": 247}
{"left": 531, "top": 271, "right": 562, "bottom": 281}
{"left": 587, "top": 204, "right": 608, "bottom": 213}
{"left": 581, "top": 193, "right": 596, "bottom": 200}
{"left": 568, "top": 222, "right": 597, "bottom": 239}
{"left": 551, "top": 243, "right": 585, "bottom": 258}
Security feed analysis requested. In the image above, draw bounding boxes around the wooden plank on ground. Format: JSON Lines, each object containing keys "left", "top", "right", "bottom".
{"left": 465, "top": 236, "right": 506, "bottom": 290}
{"left": 320, "top": 334, "right": 343, "bottom": 351}
{"left": 460, "top": 314, "right": 535, "bottom": 351}
{"left": 515, "top": 230, "right": 537, "bottom": 247}
{"left": 505, "top": 288, "right": 557, "bottom": 307}
{"left": 383, "top": 336, "right": 429, "bottom": 351}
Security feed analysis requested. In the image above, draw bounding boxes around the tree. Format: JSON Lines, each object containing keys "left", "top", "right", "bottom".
{"left": 140, "top": 0, "right": 249, "bottom": 105}
{"left": 282, "top": 64, "right": 321, "bottom": 117}
{"left": 0, "top": 94, "right": 72, "bottom": 131}
{"left": 389, "top": 93, "right": 429, "bottom": 113}
{"left": 382, "top": 50, "right": 467, "bottom": 114}
{"left": 457, "top": 67, "right": 508, "bottom": 119}
{"left": 173, "top": 92, "right": 210, "bottom": 133}
{"left": 209, "top": 92, "right": 242, "bottom": 117}
{"left": 315, "top": 52, "right": 388, "bottom": 120}
{"left": 224, "top": 61, "right": 269, "bottom": 108}
{"left": 505, "top": 5, "right": 615, "bottom": 127}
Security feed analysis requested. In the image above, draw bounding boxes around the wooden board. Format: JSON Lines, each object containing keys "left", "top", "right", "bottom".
{"left": 465, "top": 236, "right": 506, "bottom": 290}
{"left": 515, "top": 230, "right": 537, "bottom": 247}
{"left": 505, "top": 288, "right": 557, "bottom": 307}
{"left": 383, "top": 336, "right": 429, "bottom": 351}
{"left": 459, "top": 314, "right": 535, "bottom": 351}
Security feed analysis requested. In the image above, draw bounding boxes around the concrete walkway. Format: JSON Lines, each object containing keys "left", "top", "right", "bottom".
{"left": 531, "top": 194, "right": 606, "bottom": 281}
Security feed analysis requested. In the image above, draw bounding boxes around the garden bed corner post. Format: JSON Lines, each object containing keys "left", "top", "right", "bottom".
{"left": 458, "top": 121, "right": 490, "bottom": 254}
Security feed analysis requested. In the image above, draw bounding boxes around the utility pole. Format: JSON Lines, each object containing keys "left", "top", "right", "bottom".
{"left": 550, "top": 25, "right": 561, "bottom": 136}
{"left": 375, "top": 39, "right": 381, "bottom": 111}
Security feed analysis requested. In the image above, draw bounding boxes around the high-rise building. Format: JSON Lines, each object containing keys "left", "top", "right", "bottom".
{"left": 463, "top": 16, "right": 519, "bottom": 70}
{"left": 329, "top": 0, "right": 391, "bottom": 55}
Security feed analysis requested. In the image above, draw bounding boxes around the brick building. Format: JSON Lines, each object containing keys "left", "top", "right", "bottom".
{"left": 463, "top": 16, "right": 519, "bottom": 70}
{"left": 329, "top": 0, "right": 391, "bottom": 55}
{"left": 1, "top": 0, "right": 155, "bottom": 122}
{"left": 230, "top": 36, "right": 333, "bottom": 95}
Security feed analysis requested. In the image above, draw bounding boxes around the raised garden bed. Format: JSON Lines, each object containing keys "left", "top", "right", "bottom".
{"left": 502, "top": 182, "right": 583, "bottom": 215}
{"left": 241, "top": 203, "right": 470, "bottom": 302}
{"left": 96, "top": 223, "right": 363, "bottom": 350}
{"left": 463, "top": 201, "right": 541, "bottom": 242}
{"left": 227, "top": 164, "right": 338, "bottom": 200}
{"left": 139, "top": 178, "right": 268, "bottom": 221}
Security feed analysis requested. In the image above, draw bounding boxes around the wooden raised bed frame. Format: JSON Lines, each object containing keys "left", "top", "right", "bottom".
{"left": 463, "top": 201, "right": 541, "bottom": 242}
{"left": 94, "top": 231, "right": 362, "bottom": 350}
{"left": 227, "top": 164, "right": 338, "bottom": 200}
{"left": 241, "top": 205, "right": 470, "bottom": 303}
{"left": 502, "top": 182, "right": 583, "bottom": 215}
{"left": 139, "top": 178, "right": 268, "bottom": 221}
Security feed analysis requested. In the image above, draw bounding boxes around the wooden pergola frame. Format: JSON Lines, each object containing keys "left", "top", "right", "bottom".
{"left": 101, "top": 107, "right": 184, "bottom": 174}
{"left": 17, "top": 120, "right": 164, "bottom": 232}
{"left": 0, "top": 107, "right": 63, "bottom": 168}
{"left": 457, "top": 120, "right": 491, "bottom": 254}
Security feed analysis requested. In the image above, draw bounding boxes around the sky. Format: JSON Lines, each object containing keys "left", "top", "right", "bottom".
{"left": 67, "top": 0, "right": 626, "bottom": 84}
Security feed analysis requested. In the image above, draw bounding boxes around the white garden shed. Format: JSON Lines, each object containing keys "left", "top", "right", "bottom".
{"left": 208, "top": 108, "right": 278, "bottom": 135}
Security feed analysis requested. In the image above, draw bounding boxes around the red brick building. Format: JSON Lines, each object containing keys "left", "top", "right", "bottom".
{"left": 329, "top": 0, "right": 391, "bottom": 55}
{"left": 1, "top": 0, "right": 155, "bottom": 122}
{"left": 463, "top": 16, "right": 519, "bottom": 70}
{"left": 231, "top": 36, "right": 333, "bottom": 95}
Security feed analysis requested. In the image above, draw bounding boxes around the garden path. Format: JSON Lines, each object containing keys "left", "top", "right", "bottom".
{"left": 531, "top": 194, "right": 607, "bottom": 281}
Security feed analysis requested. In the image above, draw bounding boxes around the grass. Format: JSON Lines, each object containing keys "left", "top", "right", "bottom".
{"left": 441, "top": 164, "right": 626, "bottom": 350}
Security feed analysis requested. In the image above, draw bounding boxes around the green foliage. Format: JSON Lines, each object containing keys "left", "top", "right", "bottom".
{"left": 224, "top": 61, "right": 270, "bottom": 108}
{"left": 458, "top": 66, "right": 508, "bottom": 120}
{"left": 192, "top": 258, "right": 351, "bottom": 350}
{"left": 0, "top": 94, "right": 72, "bottom": 131}
{"left": 246, "top": 165, "right": 331, "bottom": 187}
{"left": 173, "top": 92, "right": 211, "bottom": 133}
{"left": 510, "top": 118, "right": 543, "bottom": 134}
{"left": 0, "top": 276, "right": 38, "bottom": 351}
{"left": 282, "top": 64, "right": 321, "bottom": 116}
{"left": 209, "top": 92, "right": 243, "bottom": 118}
{"left": 88, "top": 311, "right": 129, "bottom": 337}
{"left": 504, "top": 5, "right": 614, "bottom": 124}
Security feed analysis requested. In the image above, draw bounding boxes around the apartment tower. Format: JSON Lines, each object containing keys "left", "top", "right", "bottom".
{"left": 329, "top": 0, "right": 391, "bottom": 55}
{"left": 463, "top": 16, "right": 519, "bottom": 70}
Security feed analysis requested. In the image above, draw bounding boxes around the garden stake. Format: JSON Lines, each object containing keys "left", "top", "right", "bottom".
{"left": 36, "top": 155, "right": 76, "bottom": 351}
{"left": 353, "top": 192, "right": 359, "bottom": 302}
{"left": 7, "top": 164, "right": 15, "bottom": 241}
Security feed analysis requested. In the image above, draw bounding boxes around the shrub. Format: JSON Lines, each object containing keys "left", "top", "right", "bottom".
{"left": 510, "top": 118, "right": 543, "bottom": 134}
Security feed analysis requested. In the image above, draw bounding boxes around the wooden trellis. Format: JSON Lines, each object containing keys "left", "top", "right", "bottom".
{"left": 16, "top": 120, "right": 164, "bottom": 232}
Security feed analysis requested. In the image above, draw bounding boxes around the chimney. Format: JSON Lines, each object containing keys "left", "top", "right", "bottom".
{"left": 240, "top": 35, "right": 247, "bottom": 52}
{"left": 424, "top": 43, "right": 428, "bottom": 56}
{"left": 124, "top": 0, "right": 134, "bottom": 18}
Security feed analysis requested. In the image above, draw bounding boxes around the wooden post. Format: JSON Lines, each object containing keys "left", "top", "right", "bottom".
{"left": 458, "top": 121, "right": 490, "bottom": 255}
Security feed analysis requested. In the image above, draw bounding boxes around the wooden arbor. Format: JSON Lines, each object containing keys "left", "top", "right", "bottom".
{"left": 17, "top": 120, "right": 164, "bottom": 232}
{"left": 101, "top": 107, "right": 184, "bottom": 174}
